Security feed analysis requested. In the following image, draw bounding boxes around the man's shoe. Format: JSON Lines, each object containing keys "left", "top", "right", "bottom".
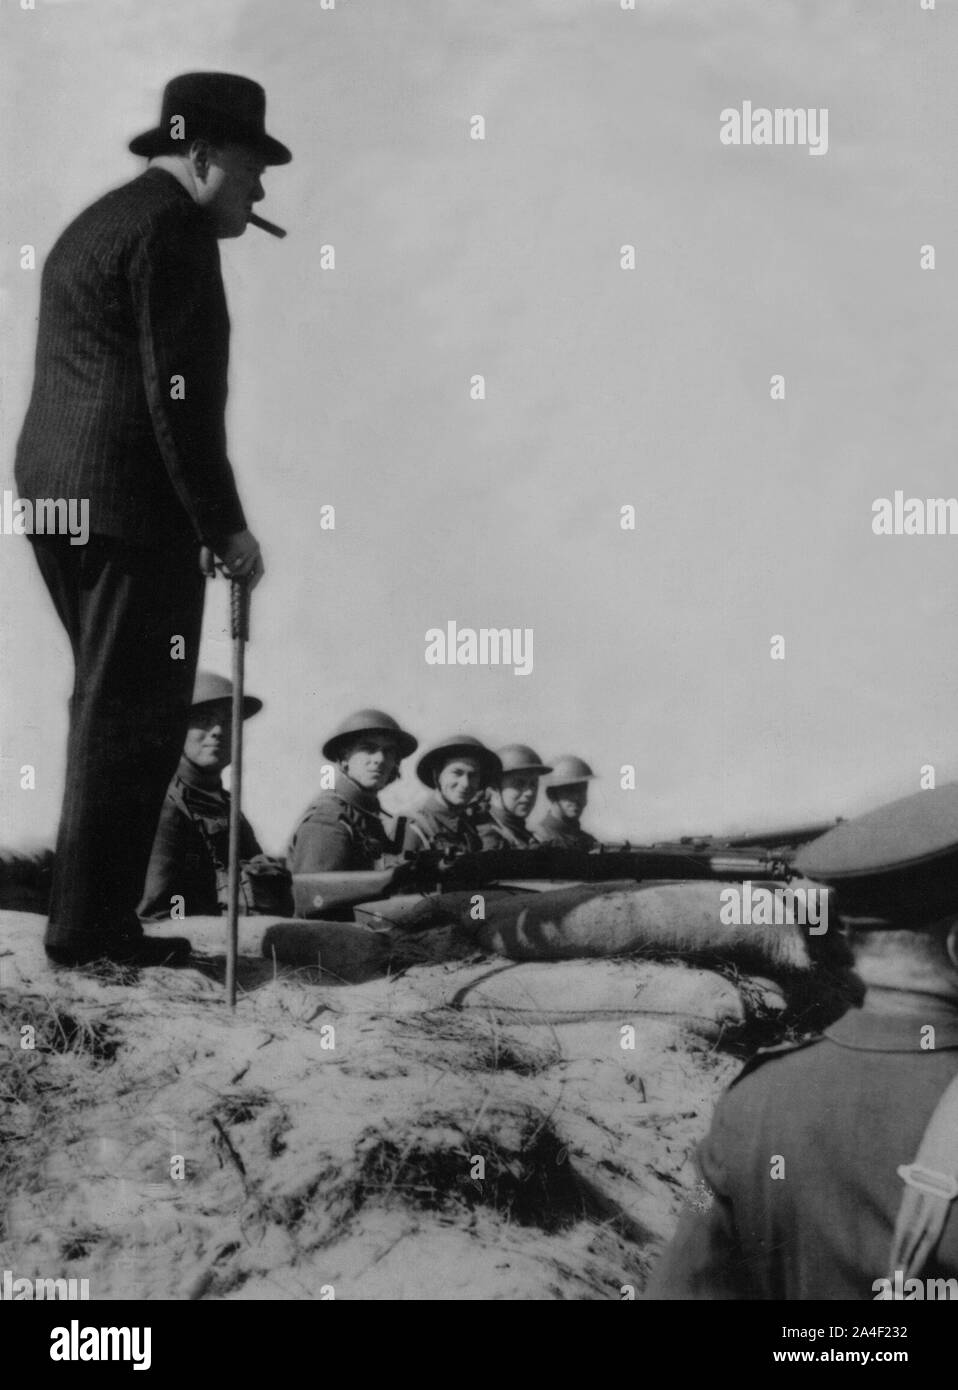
{"left": 46, "top": 936, "right": 192, "bottom": 968}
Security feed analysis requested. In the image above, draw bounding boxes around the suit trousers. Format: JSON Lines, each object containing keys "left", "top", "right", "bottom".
{"left": 30, "top": 534, "right": 205, "bottom": 949}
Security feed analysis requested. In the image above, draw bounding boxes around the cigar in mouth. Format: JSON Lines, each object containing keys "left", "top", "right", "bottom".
{"left": 248, "top": 212, "right": 287, "bottom": 239}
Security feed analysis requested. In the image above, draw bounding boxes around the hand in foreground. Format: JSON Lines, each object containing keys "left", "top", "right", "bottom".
{"left": 199, "top": 528, "right": 264, "bottom": 589}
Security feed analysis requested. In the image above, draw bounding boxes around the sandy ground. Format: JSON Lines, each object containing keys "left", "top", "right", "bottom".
{"left": 0, "top": 909, "right": 846, "bottom": 1300}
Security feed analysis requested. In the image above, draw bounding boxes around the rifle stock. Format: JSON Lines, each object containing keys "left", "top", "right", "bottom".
{"left": 292, "top": 868, "right": 399, "bottom": 918}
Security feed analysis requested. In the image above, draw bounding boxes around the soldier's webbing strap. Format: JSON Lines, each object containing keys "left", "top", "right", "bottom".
{"left": 167, "top": 779, "right": 255, "bottom": 913}
{"left": 887, "top": 1073, "right": 958, "bottom": 1281}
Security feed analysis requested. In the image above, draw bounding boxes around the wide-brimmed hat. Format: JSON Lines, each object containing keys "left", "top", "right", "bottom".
{"left": 495, "top": 744, "right": 552, "bottom": 779}
{"left": 543, "top": 755, "right": 597, "bottom": 789}
{"left": 190, "top": 670, "right": 262, "bottom": 720}
{"left": 322, "top": 709, "right": 418, "bottom": 762}
{"left": 129, "top": 72, "right": 292, "bottom": 165}
{"left": 416, "top": 735, "right": 502, "bottom": 788}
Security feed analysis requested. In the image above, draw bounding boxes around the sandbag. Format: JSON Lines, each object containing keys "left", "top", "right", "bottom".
{"left": 150, "top": 914, "right": 273, "bottom": 958}
{"left": 473, "top": 880, "right": 822, "bottom": 973}
{"left": 352, "top": 894, "right": 442, "bottom": 930}
{"left": 149, "top": 915, "right": 391, "bottom": 982}
{"left": 260, "top": 921, "right": 391, "bottom": 981}
{"left": 442, "top": 959, "right": 748, "bottom": 1036}
{"left": 353, "top": 888, "right": 522, "bottom": 932}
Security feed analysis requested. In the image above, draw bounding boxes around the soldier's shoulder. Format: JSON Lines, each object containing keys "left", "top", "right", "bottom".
{"left": 407, "top": 802, "right": 430, "bottom": 823}
{"left": 728, "top": 1035, "right": 827, "bottom": 1091}
{"left": 297, "top": 792, "right": 347, "bottom": 827}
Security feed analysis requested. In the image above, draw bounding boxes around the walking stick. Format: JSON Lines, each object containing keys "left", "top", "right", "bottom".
{"left": 226, "top": 573, "right": 251, "bottom": 1009}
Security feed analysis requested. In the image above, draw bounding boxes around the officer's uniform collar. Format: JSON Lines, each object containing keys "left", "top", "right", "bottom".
{"left": 177, "top": 754, "right": 225, "bottom": 796}
{"left": 825, "top": 997, "right": 958, "bottom": 1051}
{"left": 488, "top": 804, "right": 534, "bottom": 839}
{"left": 334, "top": 769, "right": 382, "bottom": 816}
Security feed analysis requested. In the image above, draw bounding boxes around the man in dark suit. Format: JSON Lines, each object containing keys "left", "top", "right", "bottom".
{"left": 14, "top": 73, "right": 291, "bottom": 966}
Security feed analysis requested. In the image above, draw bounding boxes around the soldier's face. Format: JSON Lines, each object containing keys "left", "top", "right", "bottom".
{"left": 438, "top": 758, "right": 481, "bottom": 806}
{"left": 497, "top": 772, "right": 539, "bottom": 821}
{"left": 342, "top": 737, "right": 399, "bottom": 791}
{"left": 201, "top": 142, "right": 266, "bottom": 238}
{"left": 552, "top": 783, "right": 588, "bottom": 821}
{"left": 184, "top": 705, "right": 233, "bottom": 772}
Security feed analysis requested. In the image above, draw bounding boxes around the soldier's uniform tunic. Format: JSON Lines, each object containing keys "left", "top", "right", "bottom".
{"left": 647, "top": 1000, "right": 958, "bottom": 1300}
{"left": 287, "top": 770, "right": 392, "bottom": 873}
{"left": 403, "top": 792, "right": 483, "bottom": 857}
{"left": 476, "top": 806, "right": 539, "bottom": 851}
{"left": 138, "top": 756, "right": 262, "bottom": 920}
{"left": 535, "top": 807, "right": 597, "bottom": 851}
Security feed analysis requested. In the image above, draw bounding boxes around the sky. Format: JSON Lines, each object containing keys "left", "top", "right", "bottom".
{"left": 2, "top": 0, "right": 957, "bottom": 855}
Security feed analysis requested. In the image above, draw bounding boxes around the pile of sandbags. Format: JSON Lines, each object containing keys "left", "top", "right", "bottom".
{"left": 147, "top": 877, "right": 847, "bottom": 1019}
{"left": 468, "top": 880, "right": 826, "bottom": 974}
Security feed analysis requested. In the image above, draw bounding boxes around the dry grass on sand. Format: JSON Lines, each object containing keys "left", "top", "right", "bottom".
{"left": 0, "top": 906, "right": 854, "bottom": 1299}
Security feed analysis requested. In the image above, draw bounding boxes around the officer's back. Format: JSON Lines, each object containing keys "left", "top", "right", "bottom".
{"left": 648, "top": 785, "right": 958, "bottom": 1300}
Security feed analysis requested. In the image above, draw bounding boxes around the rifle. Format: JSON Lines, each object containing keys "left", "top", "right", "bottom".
{"left": 288, "top": 827, "right": 829, "bottom": 919}
{"left": 417, "top": 843, "right": 799, "bottom": 891}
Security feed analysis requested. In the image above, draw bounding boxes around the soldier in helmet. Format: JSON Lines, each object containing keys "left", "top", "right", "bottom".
{"left": 138, "top": 671, "right": 287, "bottom": 920}
{"left": 403, "top": 736, "right": 502, "bottom": 857}
{"left": 535, "top": 755, "right": 599, "bottom": 851}
{"left": 476, "top": 745, "right": 552, "bottom": 851}
{"left": 647, "top": 784, "right": 958, "bottom": 1300}
{"left": 287, "top": 709, "right": 418, "bottom": 874}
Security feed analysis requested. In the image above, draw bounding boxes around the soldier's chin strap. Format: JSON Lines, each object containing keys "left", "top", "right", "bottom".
{"left": 887, "top": 1073, "right": 958, "bottom": 1283}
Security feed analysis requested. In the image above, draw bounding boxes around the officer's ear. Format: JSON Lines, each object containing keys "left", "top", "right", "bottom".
{"left": 190, "top": 138, "right": 217, "bottom": 182}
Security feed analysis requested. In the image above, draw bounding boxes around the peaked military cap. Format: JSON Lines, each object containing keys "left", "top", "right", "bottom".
{"left": 795, "top": 784, "right": 958, "bottom": 925}
{"left": 543, "top": 755, "right": 596, "bottom": 788}
{"left": 495, "top": 744, "right": 552, "bottom": 778}
{"left": 416, "top": 735, "right": 502, "bottom": 788}
{"left": 191, "top": 670, "right": 262, "bottom": 719}
{"left": 322, "top": 709, "right": 418, "bottom": 762}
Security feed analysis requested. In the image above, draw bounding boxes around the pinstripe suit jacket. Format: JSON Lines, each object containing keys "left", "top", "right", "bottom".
{"left": 15, "top": 167, "right": 246, "bottom": 551}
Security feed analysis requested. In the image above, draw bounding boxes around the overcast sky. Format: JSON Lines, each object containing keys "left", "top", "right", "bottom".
{"left": 2, "top": 0, "right": 957, "bottom": 854}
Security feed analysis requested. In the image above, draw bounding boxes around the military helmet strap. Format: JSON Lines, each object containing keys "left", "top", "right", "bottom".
{"left": 887, "top": 1072, "right": 958, "bottom": 1283}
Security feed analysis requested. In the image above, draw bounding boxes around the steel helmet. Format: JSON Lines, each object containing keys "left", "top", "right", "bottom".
{"left": 543, "top": 755, "right": 597, "bottom": 789}
{"left": 322, "top": 709, "right": 418, "bottom": 762}
{"left": 190, "top": 670, "right": 262, "bottom": 720}
{"left": 416, "top": 735, "right": 502, "bottom": 788}
{"left": 495, "top": 744, "right": 552, "bottom": 778}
